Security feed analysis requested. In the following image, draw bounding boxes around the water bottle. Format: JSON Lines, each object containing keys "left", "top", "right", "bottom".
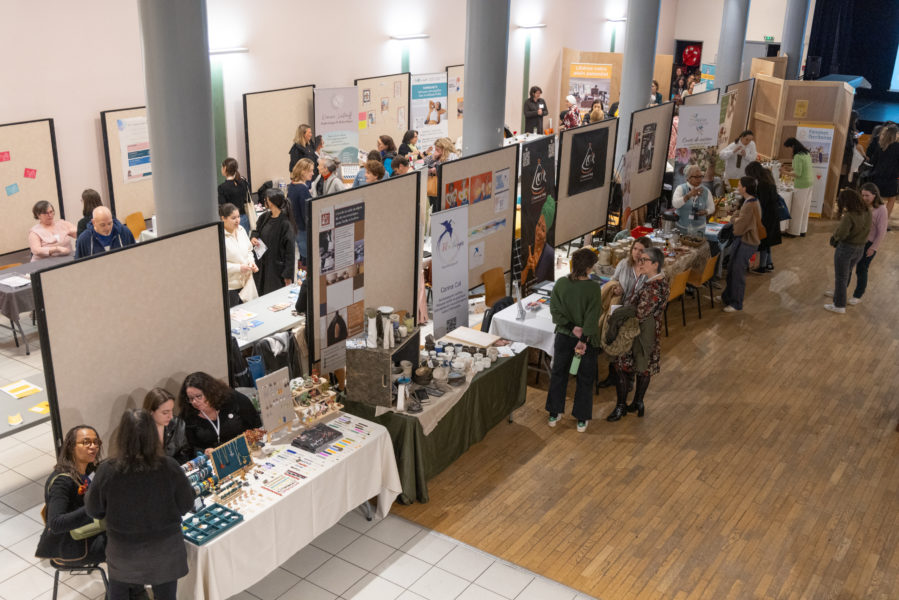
{"left": 569, "top": 353, "right": 581, "bottom": 375}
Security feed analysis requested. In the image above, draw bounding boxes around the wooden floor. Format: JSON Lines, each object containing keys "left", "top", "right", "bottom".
{"left": 394, "top": 218, "right": 899, "bottom": 599}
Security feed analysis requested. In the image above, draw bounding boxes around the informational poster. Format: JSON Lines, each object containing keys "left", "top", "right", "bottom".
{"left": 317, "top": 201, "right": 365, "bottom": 371}
{"left": 117, "top": 116, "right": 152, "bottom": 184}
{"left": 673, "top": 104, "right": 720, "bottom": 188}
{"left": 256, "top": 367, "right": 294, "bottom": 433}
{"left": 568, "top": 63, "right": 612, "bottom": 118}
{"left": 696, "top": 63, "right": 716, "bottom": 93}
{"left": 411, "top": 73, "right": 449, "bottom": 151}
{"left": 718, "top": 91, "right": 737, "bottom": 149}
{"left": 567, "top": 127, "right": 609, "bottom": 195}
{"left": 431, "top": 204, "right": 468, "bottom": 339}
{"left": 314, "top": 87, "right": 359, "bottom": 164}
{"left": 796, "top": 125, "right": 834, "bottom": 217}
{"left": 443, "top": 169, "right": 494, "bottom": 210}
{"left": 636, "top": 123, "right": 656, "bottom": 174}
{"left": 620, "top": 146, "right": 640, "bottom": 222}
{"left": 519, "top": 136, "right": 556, "bottom": 288}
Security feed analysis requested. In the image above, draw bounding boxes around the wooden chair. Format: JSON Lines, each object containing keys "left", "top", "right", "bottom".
{"left": 687, "top": 254, "right": 719, "bottom": 319}
{"left": 664, "top": 270, "right": 691, "bottom": 337}
{"left": 481, "top": 267, "right": 507, "bottom": 309}
{"left": 124, "top": 211, "right": 146, "bottom": 240}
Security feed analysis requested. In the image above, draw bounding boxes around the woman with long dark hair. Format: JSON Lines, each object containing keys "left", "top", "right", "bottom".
{"left": 721, "top": 176, "right": 762, "bottom": 313}
{"left": 178, "top": 371, "right": 261, "bottom": 455}
{"left": 85, "top": 410, "right": 194, "bottom": 600}
{"left": 868, "top": 124, "right": 899, "bottom": 223}
{"left": 377, "top": 135, "right": 398, "bottom": 175}
{"left": 251, "top": 190, "right": 296, "bottom": 294}
{"left": 784, "top": 137, "right": 813, "bottom": 236}
{"left": 744, "top": 161, "right": 782, "bottom": 272}
{"left": 849, "top": 183, "right": 888, "bottom": 303}
{"left": 824, "top": 189, "right": 871, "bottom": 314}
{"left": 35, "top": 425, "right": 106, "bottom": 566}
{"left": 77, "top": 189, "right": 103, "bottom": 237}
{"left": 398, "top": 130, "right": 421, "bottom": 159}
{"left": 143, "top": 387, "right": 193, "bottom": 464}
{"left": 217, "top": 157, "right": 252, "bottom": 232}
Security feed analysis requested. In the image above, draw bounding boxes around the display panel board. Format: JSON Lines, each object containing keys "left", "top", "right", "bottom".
{"left": 446, "top": 64, "right": 464, "bottom": 142}
{"left": 725, "top": 78, "right": 755, "bottom": 136}
{"left": 556, "top": 118, "right": 619, "bottom": 245}
{"left": 436, "top": 145, "right": 519, "bottom": 290}
{"left": 355, "top": 73, "right": 410, "bottom": 153}
{"left": 0, "top": 118, "right": 64, "bottom": 255}
{"left": 307, "top": 173, "right": 420, "bottom": 365}
{"left": 683, "top": 88, "right": 720, "bottom": 106}
{"left": 626, "top": 102, "right": 675, "bottom": 211}
{"left": 34, "top": 223, "right": 230, "bottom": 449}
{"left": 243, "top": 85, "right": 315, "bottom": 189}
{"left": 101, "top": 107, "right": 155, "bottom": 221}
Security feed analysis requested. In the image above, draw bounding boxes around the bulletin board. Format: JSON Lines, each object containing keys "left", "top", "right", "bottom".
{"left": 355, "top": 73, "right": 411, "bottom": 152}
{"left": 437, "top": 145, "right": 519, "bottom": 289}
{"left": 555, "top": 118, "right": 619, "bottom": 245}
{"left": 682, "top": 88, "right": 720, "bottom": 106}
{"left": 0, "top": 119, "right": 64, "bottom": 255}
{"left": 307, "top": 172, "right": 420, "bottom": 365}
{"left": 34, "top": 223, "right": 229, "bottom": 448}
{"left": 627, "top": 102, "right": 675, "bottom": 211}
{"left": 446, "top": 64, "right": 465, "bottom": 142}
{"left": 243, "top": 85, "right": 315, "bottom": 189}
{"left": 725, "top": 79, "right": 755, "bottom": 134}
{"left": 101, "top": 107, "right": 155, "bottom": 220}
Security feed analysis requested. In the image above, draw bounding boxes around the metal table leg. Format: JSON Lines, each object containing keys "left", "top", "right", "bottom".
{"left": 359, "top": 500, "right": 373, "bottom": 521}
{"left": 12, "top": 318, "right": 30, "bottom": 355}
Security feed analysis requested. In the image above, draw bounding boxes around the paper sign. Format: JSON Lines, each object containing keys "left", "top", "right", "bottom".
{"left": 1, "top": 380, "right": 43, "bottom": 399}
{"left": 5, "top": 183, "right": 19, "bottom": 196}
{"left": 0, "top": 151, "right": 9, "bottom": 162}
{"left": 8, "top": 413, "right": 23, "bottom": 426}
{"left": 23, "top": 168, "right": 36, "bottom": 179}
{"left": 29, "top": 401, "right": 50, "bottom": 414}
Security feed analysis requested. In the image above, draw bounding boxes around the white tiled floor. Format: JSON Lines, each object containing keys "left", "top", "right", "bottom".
{"left": 0, "top": 325, "right": 595, "bottom": 600}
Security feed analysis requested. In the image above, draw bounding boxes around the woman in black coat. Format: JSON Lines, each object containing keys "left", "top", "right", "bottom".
{"left": 35, "top": 425, "right": 106, "bottom": 566}
{"left": 868, "top": 123, "right": 899, "bottom": 222}
{"left": 218, "top": 157, "right": 252, "bottom": 232}
{"left": 745, "top": 161, "right": 782, "bottom": 272}
{"left": 178, "top": 371, "right": 262, "bottom": 455}
{"left": 143, "top": 387, "right": 193, "bottom": 464}
{"left": 523, "top": 85, "right": 548, "bottom": 134}
{"left": 289, "top": 124, "right": 317, "bottom": 175}
{"left": 251, "top": 190, "right": 296, "bottom": 295}
{"left": 85, "top": 410, "right": 194, "bottom": 600}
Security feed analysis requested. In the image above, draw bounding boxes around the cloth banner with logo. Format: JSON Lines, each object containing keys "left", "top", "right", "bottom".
{"left": 796, "top": 125, "right": 834, "bottom": 217}
{"left": 519, "top": 136, "right": 556, "bottom": 289}
{"left": 432, "top": 204, "right": 469, "bottom": 339}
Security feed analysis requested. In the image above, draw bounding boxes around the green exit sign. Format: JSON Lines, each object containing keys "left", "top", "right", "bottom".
{"left": 764, "top": 35, "right": 774, "bottom": 41}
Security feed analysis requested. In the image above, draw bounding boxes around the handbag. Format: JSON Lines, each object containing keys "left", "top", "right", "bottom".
{"left": 426, "top": 175, "right": 438, "bottom": 197}
{"left": 776, "top": 194, "right": 791, "bottom": 221}
{"left": 857, "top": 161, "right": 874, "bottom": 183}
{"left": 244, "top": 186, "right": 258, "bottom": 231}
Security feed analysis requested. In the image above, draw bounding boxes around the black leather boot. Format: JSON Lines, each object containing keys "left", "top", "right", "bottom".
{"left": 627, "top": 373, "right": 651, "bottom": 417}
{"left": 607, "top": 367, "right": 630, "bottom": 421}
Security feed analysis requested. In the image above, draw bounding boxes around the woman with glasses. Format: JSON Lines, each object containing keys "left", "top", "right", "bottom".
{"left": 36, "top": 425, "right": 106, "bottom": 566}
{"left": 608, "top": 247, "right": 670, "bottom": 421}
{"left": 85, "top": 409, "right": 194, "bottom": 600}
{"left": 178, "top": 371, "right": 261, "bottom": 456}
{"left": 29, "top": 200, "right": 76, "bottom": 261}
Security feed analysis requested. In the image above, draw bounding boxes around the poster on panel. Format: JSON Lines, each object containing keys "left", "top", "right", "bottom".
{"left": 520, "top": 136, "right": 556, "bottom": 288}
{"left": 316, "top": 200, "right": 365, "bottom": 371}
{"left": 796, "top": 125, "right": 834, "bottom": 217}
{"left": 568, "top": 63, "right": 612, "bottom": 119}
{"left": 696, "top": 64, "right": 716, "bottom": 93}
{"left": 411, "top": 73, "right": 449, "bottom": 151}
{"left": 567, "top": 127, "right": 609, "bottom": 196}
{"left": 315, "top": 87, "right": 359, "bottom": 164}
{"left": 431, "top": 204, "right": 468, "bottom": 338}
{"left": 673, "top": 104, "right": 720, "bottom": 189}
{"left": 717, "top": 91, "right": 737, "bottom": 149}
{"left": 117, "top": 116, "right": 152, "bottom": 184}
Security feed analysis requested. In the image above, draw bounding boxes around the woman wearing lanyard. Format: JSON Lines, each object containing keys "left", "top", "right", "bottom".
{"left": 721, "top": 176, "right": 762, "bottom": 313}
{"left": 178, "top": 372, "right": 261, "bottom": 456}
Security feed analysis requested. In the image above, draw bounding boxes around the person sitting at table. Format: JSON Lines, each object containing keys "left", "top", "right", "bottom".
{"left": 143, "top": 387, "right": 193, "bottom": 464}
{"left": 352, "top": 151, "right": 382, "bottom": 188}
{"left": 29, "top": 201, "right": 76, "bottom": 261}
{"left": 608, "top": 246, "right": 669, "bottom": 421}
{"left": 364, "top": 160, "right": 386, "bottom": 183}
{"left": 672, "top": 165, "right": 716, "bottom": 234}
{"left": 312, "top": 157, "right": 347, "bottom": 197}
{"left": 560, "top": 95, "right": 580, "bottom": 131}
{"left": 391, "top": 155, "right": 412, "bottom": 177}
{"left": 35, "top": 424, "right": 106, "bottom": 567}
{"left": 251, "top": 191, "right": 295, "bottom": 295}
{"left": 85, "top": 409, "right": 194, "bottom": 600}
{"left": 178, "top": 371, "right": 262, "bottom": 456}
{"left": 398, "top": 130, "right": 422, "bottom": 160}
{"left": 74, "top": 206, "right": 136, "bottom": 258}
{"left": 545, "top": 248, "right": 603, "bottom": 433}
{"left": 377, "top": 134, "right": 398, "bottom": 175}
{"left": 76, "top": 189, "right": 103, "bottom": 237}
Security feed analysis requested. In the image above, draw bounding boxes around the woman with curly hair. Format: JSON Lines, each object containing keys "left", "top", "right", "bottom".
{"left": 178, "top": 371, "right": 261, "bottom": 455}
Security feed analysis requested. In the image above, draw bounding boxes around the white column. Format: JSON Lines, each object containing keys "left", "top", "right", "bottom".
{"left": 462, "top": 0, "right": 511, "bottom": 156}
{"left": 137, "top": 0, "right": 217, "bottom": 234}
{"left": 715, "top": 0, "right": 752, "bottom": 89}
{"left": 781, "top": 0, "right": 811, "bottom": 79}
{"left": 616, "top": 0, "right": 662, "bottom": 162}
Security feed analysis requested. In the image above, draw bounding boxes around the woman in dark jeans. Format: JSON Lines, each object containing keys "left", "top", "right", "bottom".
{"left": 721, "top": 176, "right": 762, "bottom": 313}
{"left": 824, "top": 189, "right": 871, "bottom": 314}
{"left": 849, "top": 183, "right": 888, "bottom": 303}
{"left": 744, "top": 161, "right": 782, "bottom": 272}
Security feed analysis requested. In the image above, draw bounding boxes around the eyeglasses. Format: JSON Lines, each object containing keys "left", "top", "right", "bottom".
{"left": 77, "top": 439, "right": 102, "bottom": 448}
{"left": 41, "top": 209, "right": 56, "bottom": 216}
{"left": 638, "top": 258, "right": 649, "bottom": 263}
{"left": 188, "top": 394, "right": 205, "bottom": 403}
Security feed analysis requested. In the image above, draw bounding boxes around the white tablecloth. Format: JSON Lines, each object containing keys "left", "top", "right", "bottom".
{"left": 232, "top": 286, "right": 303, "bottom": 350}
{"left": 178, "top": 415, "right": 402, "bottom": 600}
{"left": 487, "top": 292, "right": 556, "bottom": 357}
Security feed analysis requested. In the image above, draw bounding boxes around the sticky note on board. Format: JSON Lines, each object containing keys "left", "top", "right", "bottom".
{"left": 24, "top": 168, "right": 36, "bottom": 179}
{"left": 5, "top": 183, "right": 19, "bottom": 196}
{"left": 0, "top": 151, "right": 9, "bottom": 162}
{"left": 358, "top": 112, "right": 366, "bottom": 121}
{"left": 358, "top": 121, "right": 367, "bottom": 130}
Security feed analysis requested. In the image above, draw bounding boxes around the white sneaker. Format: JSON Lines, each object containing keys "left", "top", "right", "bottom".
{"left": 576, "top": 420, "right": 588, "bottom": 433}
{"left": 824, "top": 303, "right": 845, "bottom": 314}
{"left": 723, "top": 305, "right": 739, "bottom": 313}
{"left": 848, "top": 297, "right": 861, "bottom": 305}
{"left": 823, "top": 290, "right": 834, "bottom": 297}
{"left": 548, "top": 414, "right": 561, "bottom": 427}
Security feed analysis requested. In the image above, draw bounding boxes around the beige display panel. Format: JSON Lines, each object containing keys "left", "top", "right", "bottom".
{"left": 555, "top": 119, "right": 619, "bottom": 244}
{"left": 101, "top": 107, "right": 155, "bottom": 220}
{"left": 356, "top": 73, "right": 410, "bottom": 153}
{"left": 446, "top": 64, "right": 464, "bottom": 142}
{"left": 36, "top": 224, "right": 229, "bottom": 445}
{"left": 438, "top": 145, "right": 518, "bottom": 289}
{"left": 683, "top": 88, "right": 720, "bottom": 106}
{"left": 308, "top": 173, "right": 420, "bottom": 363}
{"left": 243, "top": 85, "right": 314, "bottom": 188}
{"left": 725, "top": 79, "right": 755, "bottom": 134}
{"left": 627, "top": 102, "right": 675, "bottom": 211}
{"left": 0, "top": 119, "right": 63, "bottom": 255}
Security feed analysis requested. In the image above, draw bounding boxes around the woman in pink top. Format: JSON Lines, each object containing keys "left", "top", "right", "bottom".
{"left": 850, "top": 182, "right": 888, "bottom": 303}
{"left": 29, "top": 201, "right": 76, "bottom": 261}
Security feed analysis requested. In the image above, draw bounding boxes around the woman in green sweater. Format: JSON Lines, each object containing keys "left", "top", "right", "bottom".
{"left": 825, "top": 189, "right": 872, "bottom": 314}
{"left": 784, "top": 137, "right": 813, "bottom": 236}
{"left": 546, "top": 248, "right": 603, "bottom": 433}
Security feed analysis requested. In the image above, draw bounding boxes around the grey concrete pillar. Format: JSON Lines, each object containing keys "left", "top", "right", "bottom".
{"left": 462, "top": 0, "right": 510, "bottom": 156}
{"left": 715, "top": 0, "right": 752, "bottom": 90}
{"left": 616, "top": 0, "right": 661, "bottom": 162}
{"left": 781, "top": 0, "right": 811, "bottom": 79}
{"left": 137, "top": 0, "right": 217, "bottom": 234}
